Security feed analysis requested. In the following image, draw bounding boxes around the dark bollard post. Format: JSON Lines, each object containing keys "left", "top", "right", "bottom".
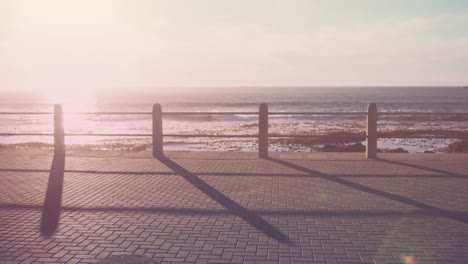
{"left": 259, "top": 103, "right": 269, "bottom": 158}
{"left": 42, "top": 104, "right": 66, "bottom": 237}
{"left": 153, "top": 103, "right": 164, "bottom": 158}
{"left": 366, "top": 103, "right": 378, "bottom": 159}
{"left": 54, "top": 104, "right": 64, "bottom": 155}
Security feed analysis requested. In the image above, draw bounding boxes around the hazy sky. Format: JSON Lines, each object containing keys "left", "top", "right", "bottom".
{"left": 1, "top": 0, "right": 468, "bottom": 92}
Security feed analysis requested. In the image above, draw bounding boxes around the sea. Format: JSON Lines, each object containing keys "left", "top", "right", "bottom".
{"left": 1, "top": 87, "right": 467, "bottom": 153}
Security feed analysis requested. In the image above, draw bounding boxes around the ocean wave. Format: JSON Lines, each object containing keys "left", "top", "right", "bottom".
{"left": 164, "top": 114, "right": 258, "bottom": 122}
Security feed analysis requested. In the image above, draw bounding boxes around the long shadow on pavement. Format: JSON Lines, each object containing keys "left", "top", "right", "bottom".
{"left": 266, "top": 156, "right": 468, "bottom": 225}
{"left": 1, "top": 167, "right": 466, "bottom": 179}
{"left": 378, "top": 158, "right": 466, "bottom": 178}
{"left": 40, "top": 151, "right": 65, "bottom": 237}
{"left": 157, "top": 155, "right": 292, "bottom": 245}
{"left": 4, "top": 202, "right": 468, "bottom": 218}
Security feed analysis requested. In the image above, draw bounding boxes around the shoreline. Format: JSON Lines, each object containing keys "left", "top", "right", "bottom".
{"left": 1, "top": 125, "right": 467, "bottom": 154}
{"left": 1, "top": 137, "right": 466, "bottom": 153}
{"left": 1, "top": 148, "right": 467, "bottom": 161}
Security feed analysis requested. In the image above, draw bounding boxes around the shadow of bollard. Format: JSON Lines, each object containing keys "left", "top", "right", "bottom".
{"left": 265, "top": 156, "right": 468, "bottom": 225}
{"left": 156, "top": 155, "right": 292, "bottom": 244}
{"left": 40, "top": 150, "right": 65, "bottom": 237}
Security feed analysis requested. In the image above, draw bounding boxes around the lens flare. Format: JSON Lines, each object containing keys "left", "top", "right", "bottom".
{"left": 403, "top": 256, "right": 416, "bottom": 264}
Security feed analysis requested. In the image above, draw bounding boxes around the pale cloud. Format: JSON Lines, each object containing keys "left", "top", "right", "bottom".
{"left": 131, "top": 12, "right": 468, "bottom": 86}
{"left": 1, "top": 1, "right": 468, "bottom": 90}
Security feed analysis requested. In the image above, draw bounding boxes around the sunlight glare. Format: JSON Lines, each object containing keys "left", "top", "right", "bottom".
{"left": 45, "top": 89, "right": 97, "bottom": 113}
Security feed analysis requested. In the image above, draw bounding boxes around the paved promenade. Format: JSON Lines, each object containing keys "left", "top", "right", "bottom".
{"left": 1, "top": 150, "right": 468, "bottom": 263}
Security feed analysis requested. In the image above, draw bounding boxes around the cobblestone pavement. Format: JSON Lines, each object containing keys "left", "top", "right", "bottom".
{"left": 1, "top": 150, "right": 468, "bottom": 263}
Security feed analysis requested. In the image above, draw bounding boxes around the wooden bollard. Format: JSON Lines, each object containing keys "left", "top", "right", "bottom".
{"left": 152, "top": 103, "right": 164, "bottom": 158}
{"left": 259, "top": 103, "right": 269, "bottom": 158}
{"left": 366, "top": 103, "right": 378, "bottom": 159}
{"left": 53, "top": 104, "right": 65, "bottom": 155}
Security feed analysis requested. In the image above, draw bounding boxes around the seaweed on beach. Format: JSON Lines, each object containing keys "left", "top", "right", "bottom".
{"left": 380, "top": 114, "right": 468, "bottom": 122}
{"left": 270, "top": 132, "right": 365, "bottom": 146}
{"left": 378, "top": 129, "right": 468, "bottom": 139}
{"left": 447, "top": 141, "right": 468, "bottom": 153}
{"left": 1, "top": 127, "right": 466, "bottom": 153}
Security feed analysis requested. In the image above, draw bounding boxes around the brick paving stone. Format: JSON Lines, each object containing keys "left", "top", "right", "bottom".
{"left": 1, "top": 150, "right": 468, "bottom": 263}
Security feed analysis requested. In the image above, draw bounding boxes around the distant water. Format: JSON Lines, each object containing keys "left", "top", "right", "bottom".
{"left": 1, "top": 87, "right": 467, "bottom": 152}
